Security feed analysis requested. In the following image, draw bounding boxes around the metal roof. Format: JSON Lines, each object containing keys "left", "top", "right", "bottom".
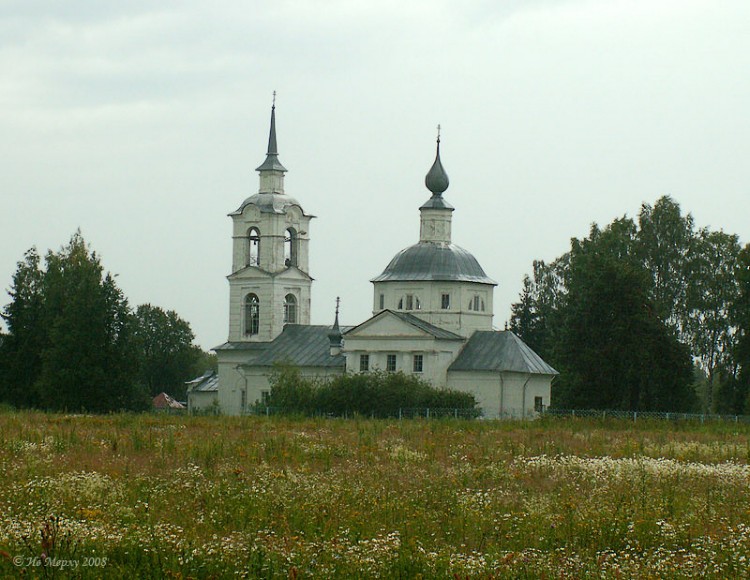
{"left": 449, "top": 331, "right": 558, "bottom": 375}
{"left": 230, "top": 192, "right": 309, "bottom": 216}
{"left": 255, "top": 103, "right": 287, "bottom": 173}
{"left": 186, "top": 370, "right": 219, "bottom": 392}
{"left": 216, "top": 325, "right": 347, "bottom": 369}
{"left": 425, "top": 135, "right": 449, "bottom": 195}
{"left": 387, "top": 311, "right": 465, "bottom": 340}
{"left": 343, "top": 309, "right": 465, "bottom": 340}
{"left": 371, "top": 242, "right": 497, "bottom": 285}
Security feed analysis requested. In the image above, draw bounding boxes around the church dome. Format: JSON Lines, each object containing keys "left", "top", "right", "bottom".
{"left": 371, "top": 243, "right": 496, "bottom": 285}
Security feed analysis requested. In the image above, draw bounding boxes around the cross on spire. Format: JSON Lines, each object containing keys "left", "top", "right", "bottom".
{"left": 272, "top": 90, "right": 276, "bottom": 107}
{"left": 437, "top": 123, "right": 441, "bottom": 143}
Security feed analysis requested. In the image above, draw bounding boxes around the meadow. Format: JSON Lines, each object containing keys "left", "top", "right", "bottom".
{"left": 1, "top": 411, "right": 750, "bottom": 578}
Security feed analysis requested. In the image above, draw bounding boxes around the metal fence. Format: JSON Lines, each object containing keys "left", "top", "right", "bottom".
{"left": 542, "top": 408, "right": 750, "bottom": 424}
{"left": 247, "top": 407, "right": 481, "bottom": 419}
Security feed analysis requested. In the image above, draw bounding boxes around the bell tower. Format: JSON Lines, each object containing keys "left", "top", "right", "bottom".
{"left": 226, "top": 96, "right": 314, "bottom": 342}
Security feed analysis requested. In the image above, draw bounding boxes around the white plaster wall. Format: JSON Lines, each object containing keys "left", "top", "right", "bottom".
{"left": 447, "top": 371, "right": 553, "bottom": 419}
{"left": 232, "top": 208, "right": 312, "bottom": 275}
{"left": 227, "top": 272, "right": 311, "bottom": 342}
{"left": 344, "top": 332, "right": 464, "bottom": 387}
{"left": 371, "top": 280, "right": 494, "bottom": 336}
{"left": 187, "top": 391, "right": 218, "bottom": 414}
{"left": 217, "top": 352, "right": 344, "bottom": 415}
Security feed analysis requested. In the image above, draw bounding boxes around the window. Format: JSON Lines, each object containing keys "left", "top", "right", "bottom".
{"left": 241, "top": 389, "right": 247, "bottom": 410}
{"left": 244, "top": 293, "right": 260, "bottom": 335}
{"left": 534, "top": 396, "right": 544, "bottom": 413}
{"left": 360, "top": 354, "right": 370, "bottom": 372}
{"left": 441, "top": 293, "right": 450, "bottom": 309}
{"left": 247, "top": 228, "right": 261, "bottom": 266}
{"left": 386, "top": 354, "right": 397, "bottom": 372}
{"left": 401, "top": 294, "right": 421, "bottom": 311}
{"left": 413, "top": 354, "right": 423, "bottom": 373}
{"left": 283, "top": 294, "right": 297, "bottom": 324}
{"left": 469, "top": 295, "right": 485, "bottom": 312}
{"left": 379, "top": 294, "right": 385, "bottom": 309}
{"left": 261, "top": 390, "right": 271, "bottom": 406}
{"left": 284, "top": 228, "right": 298, "bottom": 267}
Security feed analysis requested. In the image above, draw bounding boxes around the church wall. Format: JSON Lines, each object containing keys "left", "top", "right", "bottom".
{"left": 227, "top": 271, "right": 311, "bottom": 343}
{"left": 187, "top": 390, "right": 218, "bottom": 414}
{"left": 372, "top": 281, "right": 494, "bottom": 336}
{"left": 218, "top": 352, "right": 343, "bottom": 415}
{"left": 447, "top": 371, "right": 553, "bottom": 419}
{"left": 344, "top": 335, "right": 464, "bottom": 386}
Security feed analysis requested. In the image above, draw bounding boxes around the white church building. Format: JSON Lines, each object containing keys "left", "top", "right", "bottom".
{"left": 188, "top": 103, "right": 557, "bottom": 418}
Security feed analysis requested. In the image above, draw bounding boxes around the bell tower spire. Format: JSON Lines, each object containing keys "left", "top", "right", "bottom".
{"left": 256, "top": 91, "right": 287, "bottom": 193}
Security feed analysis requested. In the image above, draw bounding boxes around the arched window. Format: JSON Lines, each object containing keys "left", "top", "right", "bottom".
{"left": 244, "top": 294, "right": 260, "bottom": 335}
{"left": 283, "top": 294, "right": 297, "bottom": 324}
{"left": 247, "top": 228, "right": 261, "bottom": 266}
{"left": 284, "top": 228, "right": 298, "bottom": 267}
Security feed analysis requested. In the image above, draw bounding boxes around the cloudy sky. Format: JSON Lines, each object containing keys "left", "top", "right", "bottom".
{"left": 1, "top": 0, "right": 749, "bottom": 349}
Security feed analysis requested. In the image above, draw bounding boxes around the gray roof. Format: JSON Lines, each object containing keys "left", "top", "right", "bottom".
{"left": 215, "top": 325, "right": 346, "bottom": 369}
{"left": 420, "top": 195, "right": 454, "bottom": 210}
{"left": 388, "top": 311, "right": 465, "bottom": 340}
{"left": 255, "top": 103, "right": 287, "bottom": 173}
{"left": 449, "top": 331, "right": 558, "bottom": 375}
{"left": 344, "top": 310, "right": 464, "bottom": 341}
{"left": 372, "top": 242, "right": 497, "bottom": 285}
{"left": 186, "top": 370, "right": 219, "bottom": 392}
{"left": 230, "top": 192, "right": 309, "bottom": 216}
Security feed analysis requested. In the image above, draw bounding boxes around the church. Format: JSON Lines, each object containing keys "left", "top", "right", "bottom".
{"left": 187, "top": 103, "right": 557, "bottom": 418}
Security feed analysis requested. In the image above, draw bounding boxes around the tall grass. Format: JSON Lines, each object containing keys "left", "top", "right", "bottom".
{"left": 1, "top": 412, "right": 750, "bottom": 577}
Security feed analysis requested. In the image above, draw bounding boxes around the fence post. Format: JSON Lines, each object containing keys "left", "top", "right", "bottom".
{"left": 399, "top": 408, "right": 402, "bottom": 420}
{"left": 454, "top": 408, "right": 458, "bottom": 419}
{"left": 426, "top": 408, "right": 430, "bottom": 419}
{"left": 634, "top": 411, "right": 637, "bottom": 423}
{"left": 266, "top": 406, "right": 270, "bottom": 417}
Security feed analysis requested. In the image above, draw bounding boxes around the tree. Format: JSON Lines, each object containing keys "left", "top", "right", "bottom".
{"left": 132, "top": 304, "right": 204, "bottom": 399}
{"left": 685, "top": 229, "right": 742, "bottom": 412}
{"left": 0, "top": 249, "right": 46, "bottom": 407}
{"left": 553, "top": 234, "right": 695, "bottom": 412}
{"left": 636, "top": 196, "right": 695, "bottom": 333}
{"left": 734, "top": 244, "right": 750, "bottom": 412}
{"left": 0, "top": 233, "right": 148, "bottom": 412}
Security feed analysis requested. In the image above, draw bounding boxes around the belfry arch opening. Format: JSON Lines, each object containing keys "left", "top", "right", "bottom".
{"left": 284, "top": 228, "right": 298, "bottom": 267}
{"left": 247, "top": 228, "right": 261, "bottom": 266}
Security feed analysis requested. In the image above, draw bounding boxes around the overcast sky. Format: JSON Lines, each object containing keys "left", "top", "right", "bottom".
{"left": 1, "top": 0, "right": 749, "bottom": 350}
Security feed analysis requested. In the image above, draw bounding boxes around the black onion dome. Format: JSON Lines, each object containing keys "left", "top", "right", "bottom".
{"left": 425, "top": 137, "right": 449, "bottom": 195}
{"left": 371, "top": 243, "right": 496, "bottom": 285}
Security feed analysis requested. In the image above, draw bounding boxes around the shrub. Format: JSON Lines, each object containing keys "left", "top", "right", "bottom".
{"left": 260, "top": 365, "right": 477, "bottom": 417}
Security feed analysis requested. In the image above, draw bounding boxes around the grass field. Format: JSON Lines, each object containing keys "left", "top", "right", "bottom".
{"left": 1, "top": 411, "right": 750, "bottom": 578}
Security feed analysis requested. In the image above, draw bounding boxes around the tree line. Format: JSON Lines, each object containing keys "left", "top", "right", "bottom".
{"left": 509, "top": 196, "right": 750, "bottom": 414}
{"left": 0, "top": 232, "right": 215, "bottom": 412}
